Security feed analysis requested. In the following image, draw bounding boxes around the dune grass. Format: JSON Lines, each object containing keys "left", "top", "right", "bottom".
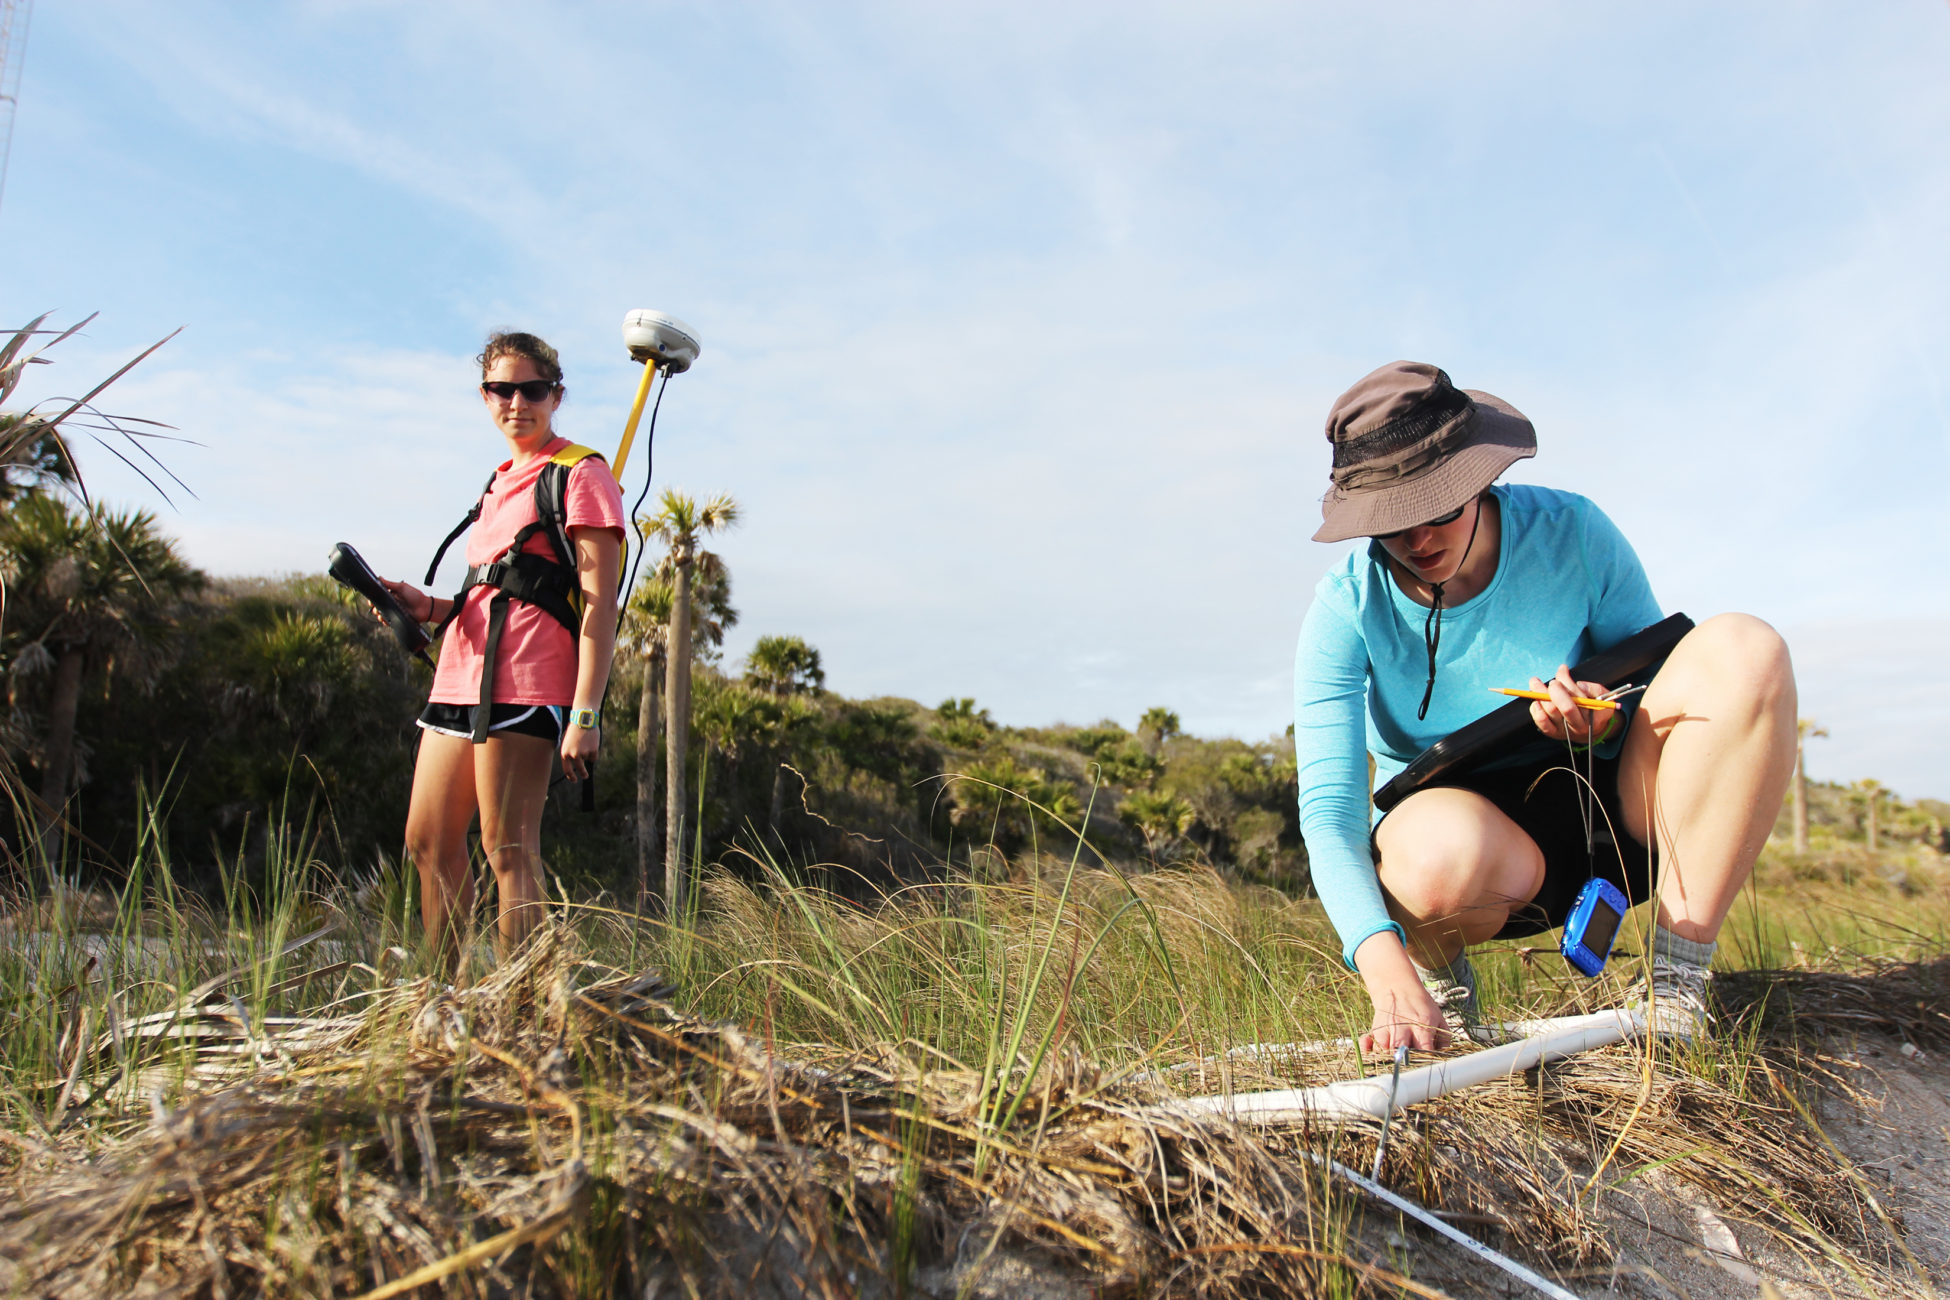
{"left": 2, "top": 802, "right": 1946, "bottom": 1296}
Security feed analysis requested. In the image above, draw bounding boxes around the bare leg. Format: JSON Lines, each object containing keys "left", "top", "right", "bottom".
{"left": 405, "top": 731, "right": 480, "bottom": 973}
{"left": 474, "top": 733, "right": 556, "bottom": 957}
{"left": 1618, "top": 614, "right": 1797, "bottom": 943}
{"left": 1375, "top": 787, "right": 1546, "bottom": 965}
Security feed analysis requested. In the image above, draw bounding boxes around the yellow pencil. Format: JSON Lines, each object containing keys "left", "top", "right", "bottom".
{"left": 1491, "top": 687, "right": 1621, "bottom": 711}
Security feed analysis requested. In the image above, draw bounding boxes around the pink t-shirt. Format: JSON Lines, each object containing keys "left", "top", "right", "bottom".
{"left": 428, "top": 438, "right": 626, "bottom": 706}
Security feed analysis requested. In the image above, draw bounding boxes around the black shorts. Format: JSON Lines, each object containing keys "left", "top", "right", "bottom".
{"left": 418, "top": 701, "right": 566, "bottom": 744}
{"left": 1371, "top": 749, "right": 1652, "bottom": 941}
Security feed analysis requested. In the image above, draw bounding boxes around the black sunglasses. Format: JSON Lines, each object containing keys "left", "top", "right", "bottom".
{"left": 1377, "top": 503, "right": 1467, "bottom": 540}
{"left": 481, "top": 380, "right": 559, "bottom": 402}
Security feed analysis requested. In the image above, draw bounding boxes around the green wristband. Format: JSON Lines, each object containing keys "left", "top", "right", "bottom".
{"left": 1570, "top": 708, "right": 1622, "bottom": 752}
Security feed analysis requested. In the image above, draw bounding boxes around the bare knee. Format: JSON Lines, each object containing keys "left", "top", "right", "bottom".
{"left": 405, "top": 818, "right": 456, "bottom": 881}
{"left": 478, "top": 807, "right": 539, "bottom": 868}
{"left": 483, "top": 842, "right": 538, "bottom": 881}
{"left": 1392, "top": 852, "right": 1540, "bottom": 934}
{"left": 1384, "top": 842, "right": 1483, "bottom": 920}
{"left": 1377, "top": 796, "right": 1543, "bottom": 932}
{"left": 1666, "top": 613, "right": 1796, "bottom": 719}
{"left": 405, "top": 817, "right": 434, "bottom": 859}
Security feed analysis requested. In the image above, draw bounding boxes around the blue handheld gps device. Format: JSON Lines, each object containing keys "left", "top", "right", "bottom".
{"left": 1561, "top": 877, "right": 1629, "bottom": 977}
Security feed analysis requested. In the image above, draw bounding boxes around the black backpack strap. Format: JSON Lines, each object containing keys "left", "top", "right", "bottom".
{"left": 533, "top": 461, "right": 578, "bottom": 570}
{"left": 425, "top": 470, "right": 497, "bottom": 586}
{"left": 462, "top": 552, "right": 579, "bottom": 632}
{"left": 435, "top": 448, "right": 603, "bottom": 749}
{"left": 461, "top": 550, "right": 581, "bottom": 744}
{"left": 472, "top": 588, "right": 515, "bottom": 742}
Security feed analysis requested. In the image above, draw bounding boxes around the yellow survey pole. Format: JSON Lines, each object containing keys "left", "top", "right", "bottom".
{"left": 612, "top": 358, "right": 660, "bottom": 481}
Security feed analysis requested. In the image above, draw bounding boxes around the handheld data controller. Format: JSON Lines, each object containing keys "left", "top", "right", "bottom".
{"left": 328, "top": 543, "right": 435, "bottom": 669}
{"left": 1561, "top": 877, "right": 1630, "bottom": 977}
{"left": 1373, "top": 613, "right": 1695, "bottom": 814}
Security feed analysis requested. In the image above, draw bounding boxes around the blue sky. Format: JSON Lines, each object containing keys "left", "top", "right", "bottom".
{"left": 4, "top": 2, "right": 1947, "bottom": 798}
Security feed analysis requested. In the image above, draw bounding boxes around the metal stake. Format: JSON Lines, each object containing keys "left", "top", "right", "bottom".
{"left": 1370, "top": 1043, "right": 1407, "bottom": 1180}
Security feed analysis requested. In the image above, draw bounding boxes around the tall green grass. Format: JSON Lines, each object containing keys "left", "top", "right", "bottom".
{"left": 611, "top": 843, "right": 1369, "bottom": 1075}
{"left": 0, "top": 787, "right": 420, "bottom": 1136}
{"left": 10, "top": 791, "right": 1946, "bottom": 1132}
{"left": 6, "top": 784, "right": 1945, "bottom": 1295}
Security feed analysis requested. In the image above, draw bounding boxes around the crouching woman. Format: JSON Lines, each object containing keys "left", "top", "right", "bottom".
{"left": 1293, "top": 362, "right": 1796, "bottom": 1051}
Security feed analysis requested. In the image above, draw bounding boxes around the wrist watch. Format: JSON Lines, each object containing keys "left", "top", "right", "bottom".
{"left": 569, "top": 707, "right": 600, "bottom": 730}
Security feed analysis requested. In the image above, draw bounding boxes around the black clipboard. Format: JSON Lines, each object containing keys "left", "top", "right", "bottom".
{"left": 1371, "top": 613, "right": 1694, "bottom": 813}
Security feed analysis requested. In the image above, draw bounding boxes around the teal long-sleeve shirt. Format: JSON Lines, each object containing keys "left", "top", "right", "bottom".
{"left": 1292, "top": 484, "right": 1663, "bottom": 970}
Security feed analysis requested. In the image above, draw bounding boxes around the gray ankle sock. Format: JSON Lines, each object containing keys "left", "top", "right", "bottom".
{"left": 1413, "top": 951, "right": 1478, "bottom": 994}
{"left": 1653, "top": 928, "right": 1716, "bottom": 969}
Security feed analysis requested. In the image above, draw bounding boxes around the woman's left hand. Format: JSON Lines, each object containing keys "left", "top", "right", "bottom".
{"left": 561, "top": 718, "right": 600, "bottom": 781}
{"left": 1528, "top": 665, "right": 1615, "bottom": 744}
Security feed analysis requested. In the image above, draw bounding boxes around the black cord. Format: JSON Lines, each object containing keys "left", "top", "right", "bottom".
{"left": 1417, "top": 587, "right": 1445, "bottom": 721}
{"left": 621, "top": 366, "right": 670, "bottom": 607}
{"left": 545, "top": 365, "right": 670, "bottom": 805}
{"left": 1414, "top": 499, "right": 1486, "bottom": 721}
{"left": 564, "top": 366, "right": 670, "bottom": 811}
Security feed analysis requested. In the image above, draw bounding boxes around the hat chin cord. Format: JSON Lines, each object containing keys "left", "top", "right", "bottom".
{"left": 1415, "top": 498, "right": 1486, "bottom": 721}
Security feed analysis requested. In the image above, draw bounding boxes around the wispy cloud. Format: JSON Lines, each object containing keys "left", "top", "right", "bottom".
{"left": 9, "top": 2, "right": 1949, "bottom": 793}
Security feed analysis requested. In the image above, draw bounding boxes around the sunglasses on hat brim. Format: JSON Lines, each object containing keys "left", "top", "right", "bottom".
{"left": 1375, "top": 502, "right": 1467, "bottom": 540}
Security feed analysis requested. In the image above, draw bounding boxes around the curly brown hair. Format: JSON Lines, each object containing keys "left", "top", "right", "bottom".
{"left": 477, "top": 331, "right": 564, "bottom": 389}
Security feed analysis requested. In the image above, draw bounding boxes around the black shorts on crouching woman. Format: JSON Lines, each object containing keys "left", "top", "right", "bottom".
{"left": 1369, "top": 748, "right": 1653, "bottom": 941}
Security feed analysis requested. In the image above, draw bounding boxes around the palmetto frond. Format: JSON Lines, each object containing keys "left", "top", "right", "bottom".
{"left": 0, "top": 493, "right": 203, "bottom": 657}
{"left": 1118, "top": 789, "right": 1197, "bottom": 857}
{"left": 0, "top": 314, "right": 188, "bottom": 510}
{"left": 743, "top": 634, "right": 824, "bottom": 696}
{"left": 641, "top": 488, "right": 740, "bottom": 549}
{"left": 620, "top": 548, "right": 738, "bottom": 658}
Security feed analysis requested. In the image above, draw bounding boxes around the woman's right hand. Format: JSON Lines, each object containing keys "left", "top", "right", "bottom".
{"left": 1527, "top": 664, "right": 1615, "bottom": 744}
{"left": 1361, "top": 976, "right": 1451, "bottom": 1055}
{"left": 1353, "top": 930, "right": 1452, "bottom": 1056}
{"left": 379, "top": 578, "right": 434, "bottom": 625}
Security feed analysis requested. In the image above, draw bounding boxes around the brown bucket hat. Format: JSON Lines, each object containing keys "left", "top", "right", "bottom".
{"left": 1313, "top": 361, "right": 1536, "bottom": 543}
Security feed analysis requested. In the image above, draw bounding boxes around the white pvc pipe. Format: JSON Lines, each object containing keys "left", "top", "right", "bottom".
{"left": 1162, "top": 1009, "right": 1640, "bottom": 1126}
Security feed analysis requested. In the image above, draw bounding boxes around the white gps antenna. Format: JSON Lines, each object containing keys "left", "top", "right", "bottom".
{"left": 614, "top": 309, "right": 700, "bottom": 479}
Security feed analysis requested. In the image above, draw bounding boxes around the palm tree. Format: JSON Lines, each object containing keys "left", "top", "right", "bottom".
{"left": 619, "top": 552, "right": 737, "bottom": 912}
{"left": 1118, "top": 788, "right": 1195, "bottom": 860}
{"left": 621, "top": 576, "right": 672, "bottom": 910}
{"left": 931, "top": 697, "right": 995, "bottom": 749}
{"left": 694, "top": 678, "right": 769, "bottom": 838}
{"left": 1099, "top": 740, "right": 1163, "bottom": 791}
{"left": 644, "top": 489, "right": 739, "bottom": 919}
{"left": 1791, "top": 718, "right": 1828, "bottom": 852}
{"left": 1853, "top": 778, "right": 1885, "bottom": 854}
{"left": 0, "top": 494, "right": 203, "bottom": 844}
{"left": 742, "top": 635, "right": 825, "bottom": 833}
{"left": 743, "top": 634, "right": 824, "bottom": 697}
{"left": 762, "top": 693, "right": 819, "bottom": 832}
{"left": 1137, "top": 706, "right": 1181, "bottom": 757}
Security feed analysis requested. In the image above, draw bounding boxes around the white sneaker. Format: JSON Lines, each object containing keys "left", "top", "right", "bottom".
{"left": 1428, "top": 978, "right": 1478, "bottom": 1037}
{"left": 1630, "top": 956, "right": 1712, "bottom": 1040}
{"left": 1421, "top": 956, "right": 1509, "bottom": 1046}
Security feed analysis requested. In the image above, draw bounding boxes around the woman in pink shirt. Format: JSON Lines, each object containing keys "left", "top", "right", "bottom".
{"left": 381, "top": 332, "right": 626, "bottom": 968}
